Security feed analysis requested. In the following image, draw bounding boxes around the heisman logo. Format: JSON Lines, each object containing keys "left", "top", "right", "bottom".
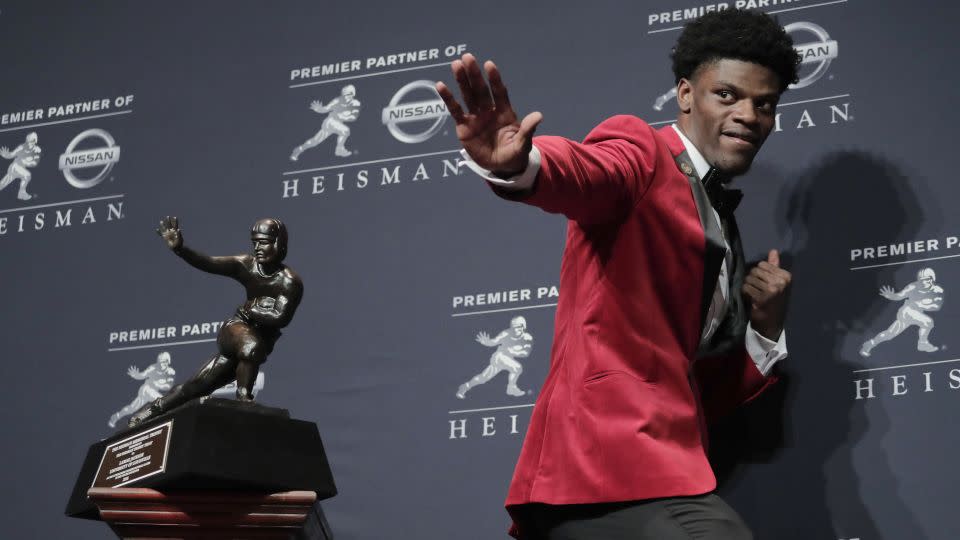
{"left": 652, "top": 20, "right": 839, "bottom": 110}
{"left": 0, "top": 131, "right": 41, "bottom": 200}
{"left": 456, "top": 315, "right": 534, "bottom": 399}
{"left": 107, "top": 350, "right": 265, "bottom": 429}
{"left": 59, "top": 128, "right": 121, "bottom": 189}
{"left": 381, "top": 80, "right": 448, "bottom": 144}
{"left": 860, "top": 268, "right": 945, "bottom": 358}
{"left": 290, "top": 84, "right": 361, "bottom": 160}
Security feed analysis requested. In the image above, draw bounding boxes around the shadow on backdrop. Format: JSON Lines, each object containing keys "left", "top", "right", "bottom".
{"left": 709, "top": 151, "right": 927, "bottom": 539}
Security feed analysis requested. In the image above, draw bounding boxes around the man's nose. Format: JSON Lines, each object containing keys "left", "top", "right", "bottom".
{"left": 732, "top": 100, "right": 758, "bottom": 125}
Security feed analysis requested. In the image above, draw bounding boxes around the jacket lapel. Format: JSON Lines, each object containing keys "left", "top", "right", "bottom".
{"left": 704, "top": 216, "right": 749, "bottom": 357}
{"left": 673, "top": 150, "right": 727, "bottom": 337}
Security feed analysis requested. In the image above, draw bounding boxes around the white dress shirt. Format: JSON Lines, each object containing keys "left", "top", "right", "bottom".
{"left": 460, "top": 124, "right": 787, "bottom": 375}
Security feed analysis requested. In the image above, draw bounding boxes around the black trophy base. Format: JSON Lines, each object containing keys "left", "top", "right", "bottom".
{"left": 65, "top": 398, "right": 337, "bottom": 520}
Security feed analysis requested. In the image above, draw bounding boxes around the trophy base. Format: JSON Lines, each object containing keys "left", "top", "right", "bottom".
{"left": 65, "top": 397, "right": 337, "bottom": 520}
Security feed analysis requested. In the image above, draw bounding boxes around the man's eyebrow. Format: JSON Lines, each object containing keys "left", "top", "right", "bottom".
{"left": 714, "top": 80, "right": 779, "bottom": 101}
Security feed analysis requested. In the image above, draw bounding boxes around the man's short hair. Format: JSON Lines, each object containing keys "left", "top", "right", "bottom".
{"left": 671, "top": 8, "right": 801, "bottom": 94}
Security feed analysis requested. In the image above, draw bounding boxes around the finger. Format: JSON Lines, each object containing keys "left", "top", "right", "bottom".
{"left": 767, "top": 249, "right": 780, "bottom": 267}
{"left": 744, "top": 274, "right": 768, "bottom": 291}
{"left": 451, "top": 59, "right": 478, "bottom": 113}
{"left": 749, "top": 271, "right": 787, "bottom": 296}
{"left": 462, "top": 53, "right": 493, "bottom": 112}
{"left": 755, "top": 262, "right": 791, "bottom": 283}
{"left": 517, "top": 111, "right": 544, "bottom": 145}
{"left": 742, "top": 281, "right": 766, "bottom": 304}
{"left": 435, "top": 82, "right": 466, "bottom": 123}
{"left": 172, "top": 216, "right": 179, "bottom": 230}
{"left": 757, "top": 260, "right": 790, "bottom": 276}
{"left": 749, "top": 264, "right": 778, "bottom": 284}
{"left": 747, "top": 274, "right": 783, "bottom": 298}
{"left": 751, "top": 269, "right": 785, "bottom": 290}
{"left": 485, "top": 61, "right": 512, "bottom": 111}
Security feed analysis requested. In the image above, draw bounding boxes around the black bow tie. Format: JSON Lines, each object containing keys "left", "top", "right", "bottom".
{"left": 701, "top": 167, "right": 742, "bottom": 218}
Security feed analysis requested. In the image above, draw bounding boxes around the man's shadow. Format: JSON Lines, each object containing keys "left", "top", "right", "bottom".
{"left": 709, "top": 151, "right": 928, "bottom": 539}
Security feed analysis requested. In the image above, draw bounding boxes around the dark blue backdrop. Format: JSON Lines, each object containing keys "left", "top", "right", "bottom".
{"left": 1, "top": 1, "right": 957, "bottom": 538}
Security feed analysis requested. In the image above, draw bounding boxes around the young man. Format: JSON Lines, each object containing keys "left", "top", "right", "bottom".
{"left": 437, "top": 9, "right": 799, "bottom": 540}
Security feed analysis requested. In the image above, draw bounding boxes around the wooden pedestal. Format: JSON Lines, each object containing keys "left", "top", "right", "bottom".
{"left": 88, "top": 487, "right": 332, "bottom": 539}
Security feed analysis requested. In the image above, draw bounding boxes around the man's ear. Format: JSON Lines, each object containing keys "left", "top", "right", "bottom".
{"left": 677, "top": 79, "right": 693, "bottom": 114}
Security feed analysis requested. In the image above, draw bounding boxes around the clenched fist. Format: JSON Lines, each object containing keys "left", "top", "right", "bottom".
{"left": 742, "top": 249, "right": 792, "bottom": 341}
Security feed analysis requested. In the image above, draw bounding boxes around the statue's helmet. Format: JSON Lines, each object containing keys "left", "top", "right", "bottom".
{"left": 26, "top": 132, "right": 38, "bottom": 144}
{"left": 251, "top": 218, "right": 288, "bottom": 261}
{"left": 157, "top": 351, "right": 171, "bottom": 365}
{"left": 918, "top": 268, "right": 936, "bottom": 282}
{"left": 510, "top": 316, "right": 527, "bottom": 332}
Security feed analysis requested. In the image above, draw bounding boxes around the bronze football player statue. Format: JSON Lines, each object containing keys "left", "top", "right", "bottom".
{"left": 128, "top": 216, "right": 303, "bottom": 427}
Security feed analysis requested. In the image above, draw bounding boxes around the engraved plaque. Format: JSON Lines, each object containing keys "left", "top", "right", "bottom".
{"left": 92, "top": 421, "right": 173, "bottom": 488}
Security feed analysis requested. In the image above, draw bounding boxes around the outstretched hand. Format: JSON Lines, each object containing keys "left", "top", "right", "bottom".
{"left": 436, "top": 53, "right": 543, "bottom": 177}
{"left": 742, "top": 249, "right": 792, "bottom": 341}
{"left": 156, "top": 216, "right": 183, "bottom": 250}
{"left": 879, "top": 285, "right": 897, "bottom": 300}
{"left": 476, "top": 331, "right": 494, "bottom": 347}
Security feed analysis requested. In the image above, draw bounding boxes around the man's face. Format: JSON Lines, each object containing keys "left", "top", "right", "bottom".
{"left": 26, "top": 133, "right": 37, "bottom": 147}
{"left": 921, "top": 277, "right": 935, "bottom": 289}
{"left": 676, "top": 59, "right": 781, "bottom": 176}
{"left": 252, "top": 235, "right": 279, "bottom": 264}
{"left": 511, "top": 322, "right": 525, "bottom": 336}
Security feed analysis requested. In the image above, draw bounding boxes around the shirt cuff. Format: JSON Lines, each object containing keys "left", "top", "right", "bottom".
{"left": 745, "top": 323, "right": 787, "bottom": 376}
{"left": 459, "top": 146, "right": 541, "bottom": 190}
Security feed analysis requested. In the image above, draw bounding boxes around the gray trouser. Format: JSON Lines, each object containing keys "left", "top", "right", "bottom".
{"left": 517, "top": 493, "right": 752, "bottom": 540}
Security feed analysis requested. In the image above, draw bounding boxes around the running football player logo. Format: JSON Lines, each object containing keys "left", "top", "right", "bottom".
{"left": 290, "top": 84, "right": 361, "bottom": 160}
{"left": 108, "top": 351, "right": 176, "bottom": 428}
{"left": 108, "top": 351, "right": 267, "bottom": 428}
{"left": 860, "top": 268, "right": 945, "bottom": 357}
{"left": 0, "top": 132, "right": 41, "bottom": 201}
{"left": 456, "top": 316, "right": 534, "bottom": 399}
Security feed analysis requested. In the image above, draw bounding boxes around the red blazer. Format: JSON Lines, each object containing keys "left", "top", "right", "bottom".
{"left": 500, "top": 116, "right": 777, "bottom": 536}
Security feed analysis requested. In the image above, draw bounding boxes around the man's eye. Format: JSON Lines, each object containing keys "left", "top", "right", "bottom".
{"left": 717, "top": 90, "right": 733, "bottom": 100}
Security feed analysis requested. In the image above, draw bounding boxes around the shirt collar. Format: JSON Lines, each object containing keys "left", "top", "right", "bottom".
{"left": 671, "top": 124, "right": 710, "bottom": 180}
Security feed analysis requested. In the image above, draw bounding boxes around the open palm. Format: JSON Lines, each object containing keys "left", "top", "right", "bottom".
{"left": 436, "top": 54, "right": 542, "bottom": 176}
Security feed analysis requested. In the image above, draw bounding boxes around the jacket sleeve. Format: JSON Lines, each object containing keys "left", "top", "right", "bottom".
{"left": 495, "top": 115, "right": 659, "bottom": 226}
{"left": 693, "top": 346, "right": 779, "bottom": 426}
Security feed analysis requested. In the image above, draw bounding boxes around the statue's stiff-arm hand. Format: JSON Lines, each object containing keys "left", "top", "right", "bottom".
{"left": 436, "top": 53, "right": 543, "bottom": 177}
{"left": 156, "top": 215, "right": 245, "bottom": 277}
{"left": 156, "top": 216, "right": 183, "bottom": 250}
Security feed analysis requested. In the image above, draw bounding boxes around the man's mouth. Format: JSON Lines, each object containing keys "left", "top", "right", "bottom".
{"left": 721, "top": 130, "right": 758, "bottom": 148}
